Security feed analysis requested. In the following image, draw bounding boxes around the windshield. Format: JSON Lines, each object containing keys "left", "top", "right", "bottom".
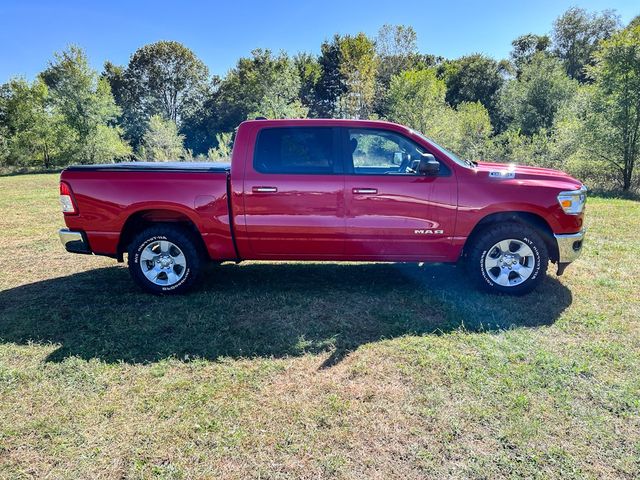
{"left": 411, "top": 130, "right": 476, "bottom": 169}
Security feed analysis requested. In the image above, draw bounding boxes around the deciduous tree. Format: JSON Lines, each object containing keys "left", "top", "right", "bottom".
{"left": 338, "top": 33, "right": 378, "bottom": 118}
{"left": 0, "top": 78, "right": 69, "bottom": 168}
{"left": 40, "top": 46, "right": 130, "bottom": 164}
{"left": 552, "top": 7, "right": 620, "bottom": 82}
{"left": 581, "top": 22, "right": 640, "bottom": 190}
{"left": 441, "top": 54, "right": 508, "bottom": 127}
{"left": 498, "top": 53, "right": 577, "bottom": 135}
{"left": 510, "top": 34, "right": 551, "bottom": 76}
{"left": 140, "top": 114, "right": 185, "bottom": 161}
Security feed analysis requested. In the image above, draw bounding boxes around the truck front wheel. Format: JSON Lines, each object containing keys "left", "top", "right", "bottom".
{"left": 467, "top": 223, "right": 549, "bottom": 295}
{"left": 127, "top": 225, "right": 201, "bottom": 295}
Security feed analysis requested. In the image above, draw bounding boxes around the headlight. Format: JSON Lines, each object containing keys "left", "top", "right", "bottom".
{"left": 557, "top": 185, "right": 587, "bottom": 215}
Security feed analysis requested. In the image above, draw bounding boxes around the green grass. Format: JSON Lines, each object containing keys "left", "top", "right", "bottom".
{"left": 0, "top": 173, "right": 639, "bottom": 479}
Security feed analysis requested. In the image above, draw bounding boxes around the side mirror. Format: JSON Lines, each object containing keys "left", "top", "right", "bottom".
{"left": 418, "top": 154, "right": 440, "bottom": 176}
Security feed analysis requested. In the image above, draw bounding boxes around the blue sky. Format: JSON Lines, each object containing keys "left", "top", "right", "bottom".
{"left": 1, "top": 0, "right": 638, "bottom": 82}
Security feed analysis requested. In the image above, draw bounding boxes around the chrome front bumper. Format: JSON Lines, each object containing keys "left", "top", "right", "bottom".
{"left": 59, "top": 228, "right": 91, "bottom": 254}
{"left": 554, "top": 229, "right": 586, "bottom": 264}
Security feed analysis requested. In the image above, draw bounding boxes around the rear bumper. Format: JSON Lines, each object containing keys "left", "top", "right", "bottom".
{"left": 554, "top": 229, "right": 586, "bottom": 264}
{"left": 59, "top": 228, "right": 92, "bottom": 254}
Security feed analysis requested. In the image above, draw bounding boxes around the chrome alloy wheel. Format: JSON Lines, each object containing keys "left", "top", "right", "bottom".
{"left": 139, "top": 240, "right": 187, "bottom": 286}
{"left": 484, "top": 239, "right": 536, "bottom": 287}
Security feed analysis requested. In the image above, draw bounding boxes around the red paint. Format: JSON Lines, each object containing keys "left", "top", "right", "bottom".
{"left": 61, "top": 119, "right": 585, "bottom": 263}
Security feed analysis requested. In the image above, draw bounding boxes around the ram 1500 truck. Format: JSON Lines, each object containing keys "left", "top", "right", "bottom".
{"left": 59, "top": 119, "right": 586, "bottom": 295}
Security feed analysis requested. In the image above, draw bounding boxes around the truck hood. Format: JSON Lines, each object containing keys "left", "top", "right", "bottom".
{"left": 474, "top": 161, "right": 583, "bottom": 190}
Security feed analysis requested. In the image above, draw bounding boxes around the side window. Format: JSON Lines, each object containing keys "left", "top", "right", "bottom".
{"left": 254, "top": 127, "right": 336, "bottom": 174}
{"left": 348, "top": 128, "right": 429, "bottom": 175}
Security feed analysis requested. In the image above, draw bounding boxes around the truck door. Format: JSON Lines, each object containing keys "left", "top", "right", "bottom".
{"left": 343, "top": 127, "right": 457, "bottom": 260}
{"left": 242, "top": 126, "right": 345, "bottom": 258}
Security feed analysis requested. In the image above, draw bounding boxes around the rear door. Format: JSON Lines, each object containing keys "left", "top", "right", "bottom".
{"left": 242, "top": 126, "right": 345, "bottom": 258}
{"left": 343, "top": 127, "right": 457, "bottom": 260}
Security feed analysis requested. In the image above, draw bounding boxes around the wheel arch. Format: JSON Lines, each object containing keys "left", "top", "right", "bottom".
{"left": 117, "top": 209, "right": 208, "bottom": 261}
{"left": 462, "top": 211, "right": 558, "bottom": 263}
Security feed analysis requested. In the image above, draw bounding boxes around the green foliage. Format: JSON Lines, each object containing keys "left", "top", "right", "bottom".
{"left": 249, "top": 59, "right": 308, "bottom": 119}
{"left": 207, "top": 132, "right": 234, "bottom": 161}
{"left": 0, "top": 78, "right": 70, "bottom": 168}
{"left": 113, "top": 41, "right": 210, "bottom": 147}
{"left": 441, "top": 54, "right": 507, "bottom": 126}
{"left": 386, "top": 70, "right": 492, "bottom": 160}
{"left": 487, "top": 128, "right": 560, "bottom": 168}
{"left": 510, "top": 34, "right": 551, "bottom": 75}
{"left": 0, "top": 125, "right": 9, "bottom": 164}
{"left": 140, "top": 115, "right": 185, "bottom": 161}
{"left": 1, "top": 46, "right": 129, "bottom": 168}
{"left": 498, "top": 53, "right": 578, "bottom": 136}
{"left": 552, "top": 7, "right": 620, "bottom": 82}
{"left": 84, "top": 124, "right": 132, "bottom": 164}
{"left": 313, "top": 35, "right": 347, "bottom": 117}
{"left": 215, "top": 49, "right": 306, "bottom": 129}
{"left": 386, "top": 69, "right": 447, "bottom": 136}
{"left": 558, "top": 23, "right": 640, "bottom": 191}
{"left": 450, "top": 102, "right": 493, "bottom": 160}
{"left": 40, "top": 46, "right": 130, "bottom": 164}
{"left": 337, "top": 33, "right": 378, "bottom": 118}
{"left": 42, "top": 48, "right": 117, "bottom": 138}
{"left": 374, "top": 25, "right": 421, "bottom": 115}
{"left": 294, "top": 53, "right": 322, "bottom": 112}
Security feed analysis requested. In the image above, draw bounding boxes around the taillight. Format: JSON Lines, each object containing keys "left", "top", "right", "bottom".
{"left": 60, "top": 181, "right": 78, "bottom": 214}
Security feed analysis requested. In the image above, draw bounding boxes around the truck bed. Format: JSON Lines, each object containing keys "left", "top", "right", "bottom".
{"left": 60, "top": 164, "right": 237, "bottom": 261}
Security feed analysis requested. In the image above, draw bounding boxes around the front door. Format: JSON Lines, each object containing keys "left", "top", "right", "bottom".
{"left": 343, "top": 128, "right": 457, "bottom": 260}
{"left": 242, "top": 126, "right": 345, "bottom": 258}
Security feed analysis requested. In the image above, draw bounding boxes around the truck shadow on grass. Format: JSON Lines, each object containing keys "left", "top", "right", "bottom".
{"left": 0, "top": 262, "right": 572, "bottom": 366}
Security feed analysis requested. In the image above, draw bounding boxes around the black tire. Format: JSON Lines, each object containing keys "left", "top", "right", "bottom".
{"left": 127, "top": 224, "right": 201, "bottom": 295}
{"left": 467, "top": 222, "right": 548, "bottom": 295}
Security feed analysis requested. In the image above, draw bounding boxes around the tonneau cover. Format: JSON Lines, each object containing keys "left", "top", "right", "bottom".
{"left": 65, "top": 161, "right": 230, "bottom": 173}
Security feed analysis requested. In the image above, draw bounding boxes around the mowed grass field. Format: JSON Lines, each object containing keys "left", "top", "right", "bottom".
{"left": 0, "top": 173, "right": 638, "bottom": 479}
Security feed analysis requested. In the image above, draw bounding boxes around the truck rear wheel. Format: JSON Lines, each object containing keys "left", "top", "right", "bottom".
{"left": 467, "top": 223, "right": 548, "bottom": 295}
{"left": 127, "top": 225, "right": 201, "bottom": 295}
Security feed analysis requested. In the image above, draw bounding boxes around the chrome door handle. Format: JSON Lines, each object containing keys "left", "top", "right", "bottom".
{"left": 252, "top": 186, "right": 278, "bottom": 193}
{"left": 352, "top": 188, "right": 378, "bottom": 194}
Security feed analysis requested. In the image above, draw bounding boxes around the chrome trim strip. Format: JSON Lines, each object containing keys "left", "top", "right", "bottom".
{"left": 554, "top": 229, "right": 586, "bottom": 264}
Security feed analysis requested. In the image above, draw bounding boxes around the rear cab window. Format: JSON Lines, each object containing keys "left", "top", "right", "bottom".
{"left": 253, "top": 127, "right": 340, "bottom": 174}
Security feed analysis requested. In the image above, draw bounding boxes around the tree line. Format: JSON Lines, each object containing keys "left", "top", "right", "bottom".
{"left": 1, "top": 7, "right": 639, "bottom": 191}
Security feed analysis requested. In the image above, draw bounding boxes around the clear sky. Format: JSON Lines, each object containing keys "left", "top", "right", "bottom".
{"left": 1, "top": 0, "right": 638, "bottom": 82}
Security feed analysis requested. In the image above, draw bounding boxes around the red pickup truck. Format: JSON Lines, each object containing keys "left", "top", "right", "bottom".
{"left": 59, "top": 119, "right": 586, "bottom": 295}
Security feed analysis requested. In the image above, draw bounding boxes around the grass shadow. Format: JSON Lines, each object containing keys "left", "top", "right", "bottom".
{"left": 0, "top": 262, "right": 572, "bottom": 365}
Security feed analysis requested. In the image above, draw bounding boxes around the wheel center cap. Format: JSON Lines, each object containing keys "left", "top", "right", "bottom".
{"left": 159, "top": 256, "right": 172, "bottom": 268}
{"left": 502, "top": 254, "right": 517, "bottom": 266}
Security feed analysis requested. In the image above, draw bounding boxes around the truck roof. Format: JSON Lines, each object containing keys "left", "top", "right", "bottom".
{"left": 240, "top": 118, "right": 410, "bottom": 130}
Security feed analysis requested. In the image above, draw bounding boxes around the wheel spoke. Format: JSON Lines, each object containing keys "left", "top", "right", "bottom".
{"left": 515, "top": 263, "right": 534, "bottom": 279}
{"left": 142, "top": 264, "right": 161, "bottom": 281}
{"left": 485, "top": 255, "right": 500, "bottom": 269}
{"left": 166, "top": 270, "right": 179, "bottom": 284}
{"left": 494, "top": 268, "right": 511, "bottom": 286}
{"left": 172, "top": 253, "right": 186, "bottom": 267}
{"left": 497, "top": 240, "right": 512, "bottom": 254}
{"left": 159, "top": 241, "right": 170, "bottom": 253}
{"left": 140, "top": 248, "right": 155, "bottom": 262}
{"left": 518, "top": 244, "right": 534, "bottom": 259}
